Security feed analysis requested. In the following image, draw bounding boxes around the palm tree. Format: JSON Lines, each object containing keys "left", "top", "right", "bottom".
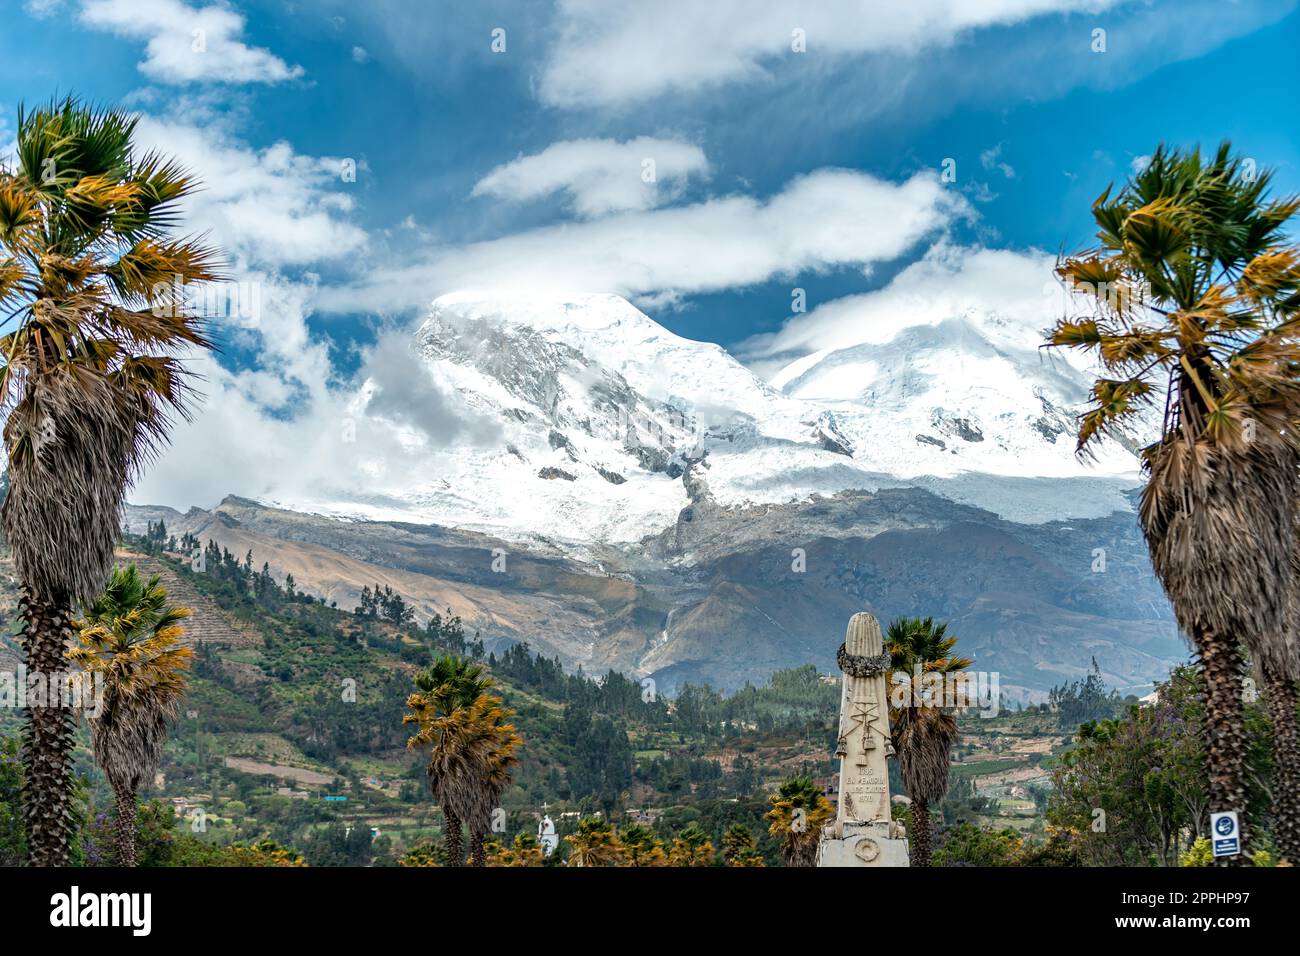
{"left": 485, "top": 832, "right": 544, "bottom": 867}
{"left": 403, "top": 656, "right": 520, "bottom": 867}
{"left": 883, "top": 616, "right": 972, "bottom": 867}
{"left": 67, "top": 565, "right": 192, "bottom": 866}
{"left": 764, "top": 776, "right": 832, "bottom": 867}
{"left": 0, "top": 99, "right": 218, "bottom": 865}
{"left": 564, "top": 817, "right": 625, "bottom": 866}
{"left": 721, "top": 822, "right": 765, "bottom": 867}
{"left": 1046, "top": 143, "right": 1300, "bottom": 863}
{"left": 667, "top": 822, "right": 715, "bottom": 866}
{"left": 619, "top": 822, "right": 667, "bottom": 866}
{"left": 404, "top": 656, "right": 486, "bottom": 866}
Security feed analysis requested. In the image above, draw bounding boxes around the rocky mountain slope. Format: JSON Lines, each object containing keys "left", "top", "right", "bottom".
{"left": 126, "top": 488, "right": 1181, "bottom": 701}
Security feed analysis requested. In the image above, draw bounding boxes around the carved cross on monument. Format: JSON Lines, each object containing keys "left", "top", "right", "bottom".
{"left": 818, "top": 611, "right": 909, "bottom": 866}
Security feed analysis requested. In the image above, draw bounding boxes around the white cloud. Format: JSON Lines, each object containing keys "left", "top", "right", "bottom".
{"left": 327, "top": 168, "right": 968, "bottom": 313}
{"left": 737, "top": 243, "right": 1066, "bottom": 377}
{"left": 118, "top": 114, "right": 404, "bottom": 509}
{"left": 539, "top": 0, "right": 1126, "bottom": 106}
{"left": 133, "top": 116, "right": 367, "bottom": 268}
{"left": 0, "top": 115, "right": 14, "bottom": 169}
{"left": 136, "top": 119, "right": 351, "bottom": 398}
{"left": 472, "top": 137, "right": 709, "bottom": 218}
{"left": 981, "top": 144, "right": 1016, "bottom": 179}
{"left": 79, "top": 0, "right": 303, "bottom": 84}
{"left": 133, "top": 319, "right": 500, "bottom": 511}
{"left": 351, "top": 45, "right": 369, "bottom": 64}
{"left": 23, "top": 0, "right": 65, "bottom": 17}
{"left": 119, "top": 113, "right": 506, "bottom": 513}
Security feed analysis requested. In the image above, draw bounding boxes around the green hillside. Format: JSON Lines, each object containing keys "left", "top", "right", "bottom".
{"left": 0, "top": 528, "right": 1087, "bottom": 866}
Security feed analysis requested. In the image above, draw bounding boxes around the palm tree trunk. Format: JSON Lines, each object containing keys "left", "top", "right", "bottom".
{"left": 1200, "top": 633, "right": 1250, "bottom": 866}
{"left": 469, "top": 829, "right": 486, "bottom": 867}
{"left": 20, "top": 591, "right": 75, "bottom": 867}
{"left": 443, "top": 807, "right": 464, "bottom": 867}
{"left": 911, "top": 799, "right": 932, "bottom": 867}
{"left": 1263, "top": 662, "right": 1300, "bottom": 864}
{"left": 113, "top": 782, "right": 138, "bottom": 867}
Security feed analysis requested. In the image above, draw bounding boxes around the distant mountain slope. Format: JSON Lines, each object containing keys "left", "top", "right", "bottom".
{"left": 125, "top": 487, "right": 1183, "bottom": 700}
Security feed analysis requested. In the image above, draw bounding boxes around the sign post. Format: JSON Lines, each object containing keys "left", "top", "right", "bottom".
{"left": 1210, "top": 811, "right": 1240, "bottom": 858}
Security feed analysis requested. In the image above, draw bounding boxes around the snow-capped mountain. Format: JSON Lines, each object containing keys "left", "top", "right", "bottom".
{"left": 132, "top": 292, "right": 1181, "bottom": 695}
{"left": 282, "top": 291, "right": 1144, "bottom": 548}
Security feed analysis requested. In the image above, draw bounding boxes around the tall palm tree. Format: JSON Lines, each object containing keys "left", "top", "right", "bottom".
{"left": 404, "top": 657, "right": 487, "bottom": 866}
{"left": 564, "top": 817, "right": 625, "bottom": 867}
{"left": 764, "top": 775, "right": 832, "bottom": 867}
{"left": 1265, "top": 669, "right": 1300, "bottom": 862}
{"left": 1046, "top": 143, "right": 1300, "bottom": 863}
{"left": 67, "top": 565, "right": 192, "bottom": 866}
{"left": 884, "top": 616, "right": 972, "bottom": 867}
{"left": 403, "top": 656, "right": 520, "bottom": 867}
{"left": 0, "top": 99, "right": 218, "bottom": 865}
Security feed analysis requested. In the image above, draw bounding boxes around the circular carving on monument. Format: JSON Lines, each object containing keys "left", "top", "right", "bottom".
{"left": 853, "top": 837, "right": 880, "bottom": 863}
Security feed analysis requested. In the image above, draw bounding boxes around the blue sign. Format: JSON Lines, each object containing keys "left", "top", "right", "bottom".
{"left": 1211, "top": 811, "right": 1240, "bottom": 857}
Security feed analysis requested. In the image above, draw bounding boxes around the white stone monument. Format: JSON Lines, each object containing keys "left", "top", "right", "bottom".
{"left": 818, "top": 612, "right": 910, "bottom": 867}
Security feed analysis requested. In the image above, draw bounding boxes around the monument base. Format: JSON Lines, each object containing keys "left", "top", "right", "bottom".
{"left": 816, "top": 821, "right": 910, "bottom": 867}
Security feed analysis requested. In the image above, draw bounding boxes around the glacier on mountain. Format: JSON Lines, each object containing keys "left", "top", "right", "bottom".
{"left": 267, "top": 291, "right": 1145, "bottom": 550}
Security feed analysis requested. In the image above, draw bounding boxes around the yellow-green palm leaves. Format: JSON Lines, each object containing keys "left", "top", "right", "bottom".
{"left": 617, "top": 822, "right": 667, "bottom": 866}
{"left": 666, "top": 822, "right": 716, "bottom": 866}
{"left": 564, "top": 817, "right": 625, "bottom": 867}
{"left": 721, "top": 823, "right": 766, "bottom": 867}
{"left": 765, "top": 775, "right": 832, "bottom": 867}
{"left": 68, "top": 564, "right": 193, "bottom": 866}
{"left": 1049, "top": 143, "right": 1300, "bottom": 459}
{"left": 884, "top": 617, "right": 972, "bottom": 685}
{"left": 403, "top": 656, "right": 521, "bottom": 866}
{"left": 485, "top": 833, "right": 545, "bottom": 867}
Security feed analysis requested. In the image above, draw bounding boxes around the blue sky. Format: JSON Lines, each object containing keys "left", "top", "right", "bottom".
{"left": 1, "top": 0, "right": 1297, "bottom": 506}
